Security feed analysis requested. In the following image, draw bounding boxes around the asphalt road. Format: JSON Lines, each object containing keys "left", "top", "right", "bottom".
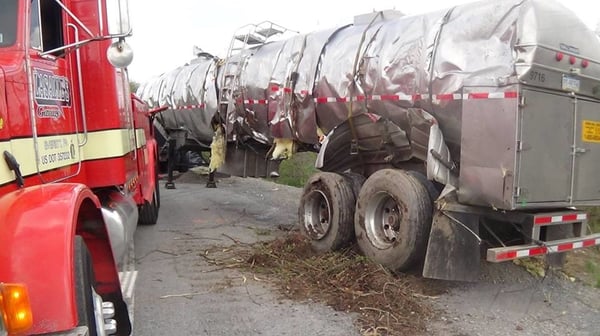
{"left": 132, "top": 173, "right": 358, "bottom": 336}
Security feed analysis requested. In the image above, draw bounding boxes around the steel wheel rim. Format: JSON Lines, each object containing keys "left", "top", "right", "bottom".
{"left": 364, "top": 191, "right": 403, "bottom": 249}
{"left": 303, "top": 190, "right": 331, "bottom": 240}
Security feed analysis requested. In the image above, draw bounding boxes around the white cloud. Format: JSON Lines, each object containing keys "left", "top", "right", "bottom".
{"left": 127, "top": 0, "right": 600, "bottom": 83}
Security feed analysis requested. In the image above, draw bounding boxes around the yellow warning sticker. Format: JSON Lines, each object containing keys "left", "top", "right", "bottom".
{"left": 583, "top": 120, "right": 600, "bottom": 143}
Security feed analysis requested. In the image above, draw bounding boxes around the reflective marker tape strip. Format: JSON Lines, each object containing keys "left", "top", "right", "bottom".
{"left": 490, "top": 236, "right": 600, "bottom": 262}
{"left": 171, "top": 104, "right": 205, "bottom": 110}
{"left": 516, "top": 249, "right": 531, "bottom": 258}
{"left": 534, "top": 213, "right": 587, "bottom": 225}
{"left": 220, "top": 91, "right": 519, "bottom": 106}
{"left": 583, "top": 239, "right": 596, "bottom": 247}
{"left": 243, "top": 99, "right": 268, "bottom": 105}
{"left": 313, "top": 91, "right": 518, "bottom": 104}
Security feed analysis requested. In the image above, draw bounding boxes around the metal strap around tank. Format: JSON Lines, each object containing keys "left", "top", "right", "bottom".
{"left": 345, "top": 13, "right": 386, "bottom": 163}
{"left": 426, "top": 6, "right": 457, "bottom": 112}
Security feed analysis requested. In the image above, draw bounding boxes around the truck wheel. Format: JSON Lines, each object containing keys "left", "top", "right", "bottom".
{"left": 74, "top": 236, "right": 108, "bottom": 336}
{"left": 298, "top": 172, "right": 356, "bottom": 253}
{"left": 139, "top": 182, "right": 159, "bottom": 225}
{"left": 355, "top": 169, "right": 433, "bottom": 272}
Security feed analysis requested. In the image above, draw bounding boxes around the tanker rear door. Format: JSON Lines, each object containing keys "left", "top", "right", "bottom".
{"left": 516, "top": 89, "right": 572, "bottom": 205}
{"left": 573, "top": 98, "right": 600, "bottom": 201}
{"left": 516, "top": 89, "right": 600, "bottom": 207}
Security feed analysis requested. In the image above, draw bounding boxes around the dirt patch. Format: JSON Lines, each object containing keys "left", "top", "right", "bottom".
{"left": 224, "top": 233, "right": 446, "bottom": 336}
{"left": 564, "top": 247, "right": 600, "bottom": 287}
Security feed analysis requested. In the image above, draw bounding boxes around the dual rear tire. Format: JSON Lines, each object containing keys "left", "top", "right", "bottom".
{"left": 298, "top": 169, "right": 434, "bottom": 272}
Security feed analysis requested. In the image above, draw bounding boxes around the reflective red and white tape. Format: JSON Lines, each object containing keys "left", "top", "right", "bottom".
{"left": 237, "top": 91, "right": 518, "bottom": 106}
{"left": 313, "top": 91, "right": 518, "bottom": 104}
{"left": 534, "top": 213, "right": 587, "bottom": 225}
{"left": 169, "top": 104, "right": 205, "bottom": 110}
{"left": 167, "top": 91, "right": 518, "bottom": 108}
{"left": 488, "top": 235, "right": 600, "bottom": 262}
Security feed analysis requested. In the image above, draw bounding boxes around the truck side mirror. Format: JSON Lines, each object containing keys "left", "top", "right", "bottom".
{"left": 107, "top": 39, "right": 133, "bottom": 68}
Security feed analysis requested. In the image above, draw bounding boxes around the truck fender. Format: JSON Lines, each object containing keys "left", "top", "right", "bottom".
{"left": 142, "top": 136, "right": 158, "bottom": 202}
{"left": 0, "top": 183, "right": 129, "bottom": 335}
{"left": 315, "top": 113, "right": 411, "bottom": 172}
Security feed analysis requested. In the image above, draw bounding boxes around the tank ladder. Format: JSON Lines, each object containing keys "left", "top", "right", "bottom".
{"left": 217, "top": 21, "right": 291, "bottom": 123}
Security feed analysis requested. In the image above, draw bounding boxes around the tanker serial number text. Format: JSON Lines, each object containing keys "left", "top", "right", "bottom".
{"left": 529, "top": 71, "right": 546, "bottom": 83}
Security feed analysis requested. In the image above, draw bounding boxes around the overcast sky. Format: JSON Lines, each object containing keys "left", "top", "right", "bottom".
{"left": 126, "top": 0, "right": 600, "bottom": 83}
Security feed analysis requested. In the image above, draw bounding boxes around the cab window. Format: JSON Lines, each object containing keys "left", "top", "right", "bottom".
{"left": 31, "top": 0, "right": 64, "bottom": 53}
{"left": 0, "top": 0, "right": 18, "bottom": 47}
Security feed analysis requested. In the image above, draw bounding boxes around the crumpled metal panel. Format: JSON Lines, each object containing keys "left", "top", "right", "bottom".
{"left": 237, "top": 41, "right": 284, "bottom": 143}
{"left": 137, "top": 55, "right": 218, "bottom": 145}
{"left": 269, "top": 34, "right": 306, "bottom": 139}
{"left": 139, "top": 0, "right": 522, "bottom": 150}
{"left": 292, "top": 27, "right": 340, "bottom": 143}
{"left": 313, "top": 23, "right": 380, "bottom": 133}
{"left": 138, "top": 0, "right": 600, "bottom": 209}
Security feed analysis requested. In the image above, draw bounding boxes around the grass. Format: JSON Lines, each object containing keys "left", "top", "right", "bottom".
{"left": 585, "top": 260, "right": 600, "bottom": 288}
{"left": 587, "top": 207, "right": 600, "bottom": 233}
{"left": 275, "top": 152, "right": 319, "bottom": 188}
{"left": 585, "top": 207, "right": 600, "bottom": 288}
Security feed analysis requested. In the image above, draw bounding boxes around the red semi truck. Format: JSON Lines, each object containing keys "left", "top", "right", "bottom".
{"left": 0, "top": 0, "right": 159, "bottom": 335}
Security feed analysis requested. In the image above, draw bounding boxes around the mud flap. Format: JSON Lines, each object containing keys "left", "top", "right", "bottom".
{"left": 422, "top": 209, "right": 481, "bottom": 281}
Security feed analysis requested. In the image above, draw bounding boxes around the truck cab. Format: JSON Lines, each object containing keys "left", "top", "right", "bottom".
{"left": 0, "top": 0, "right": 158, "bottom": 335}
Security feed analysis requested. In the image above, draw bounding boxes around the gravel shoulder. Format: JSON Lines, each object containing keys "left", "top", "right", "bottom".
{"left": 428, "top": 263, "right": 600, "bottom": 336}
{"left": 134, "top": 172, "right": 600, "bottom": 336}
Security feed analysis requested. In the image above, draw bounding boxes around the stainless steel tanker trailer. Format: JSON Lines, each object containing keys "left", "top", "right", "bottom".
{"left": 137, "top": 0, "right": 600, "bottom": 281}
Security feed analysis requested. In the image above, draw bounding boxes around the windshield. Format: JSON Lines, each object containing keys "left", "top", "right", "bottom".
{"left": 0, "top": 0, "right": 18, "bottom": 47}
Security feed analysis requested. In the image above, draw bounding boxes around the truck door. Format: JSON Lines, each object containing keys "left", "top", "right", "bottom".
{"left": 29, "top": 0, "right": 82, "bottom": 182}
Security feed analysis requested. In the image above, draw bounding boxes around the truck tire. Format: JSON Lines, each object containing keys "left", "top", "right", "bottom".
{"left": 154, "top": 169, "right": 161, "bottom": 209}
{"left": 298, "top": 172, "right": 356, "bottom": 253}
{"left": 139, "top": 181, "right": 159, "bottom": 225}
{"left": 341, "top": 171, "right": 366, "bottom": 199}
{"left": 406, "top": 171, "right": 440, "bottom": 203}
{"left": 355, "top": 169, "right": 433, "bottom": 272}
{"left": 74, "top": 236, "right": 106, "bottom": 336}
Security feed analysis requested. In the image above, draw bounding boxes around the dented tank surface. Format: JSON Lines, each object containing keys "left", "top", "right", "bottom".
{"left": 139, "top": 0, "right": 597, "bottom": 151}
{"left": 138, "top": 54, "right": 219, "bottom": 145}
{"left": 138, "top": 0, "right": 600, "bottom": 209}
